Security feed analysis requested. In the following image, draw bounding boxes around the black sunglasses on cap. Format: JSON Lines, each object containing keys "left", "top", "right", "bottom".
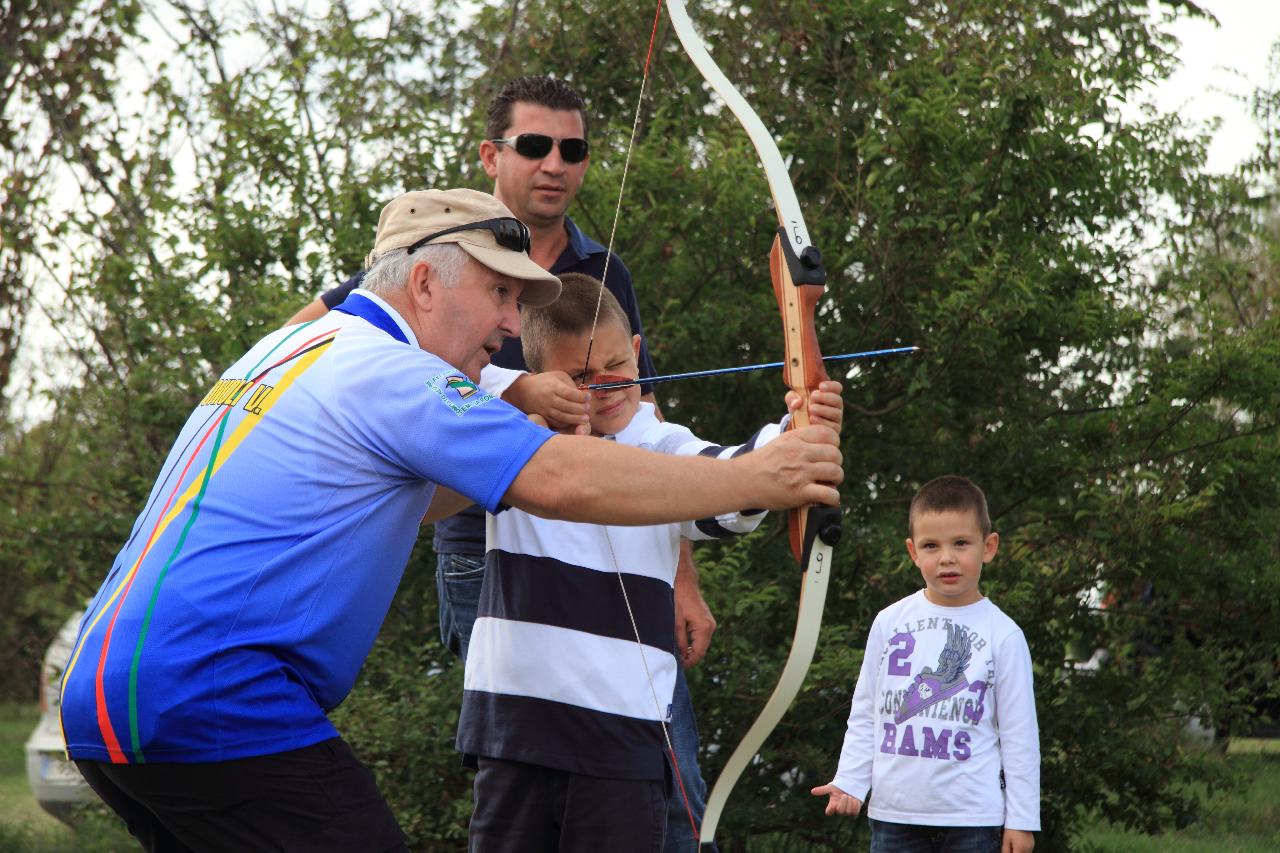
{"left": 404, "top": 217, "right": 531, "bottom": 255}
{"left": 491, "top": 133, "right": 589, "bottom": 164}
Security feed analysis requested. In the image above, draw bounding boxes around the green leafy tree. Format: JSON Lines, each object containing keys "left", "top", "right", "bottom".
{"left": 3, "top": 1, "right": 1279, "bottom": 850}
{"left": 0, "top": 0, "right": 145, "bottom": 698}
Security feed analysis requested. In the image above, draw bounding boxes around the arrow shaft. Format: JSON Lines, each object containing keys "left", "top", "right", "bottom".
{"left": 584, "top": 346, "right": 918, "bottom": 390}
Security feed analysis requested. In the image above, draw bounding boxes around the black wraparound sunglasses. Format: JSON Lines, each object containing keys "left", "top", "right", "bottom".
{"left": 491, "top": 133, "right": 589, "bottom": 164}
{"left": 404, "top": 217, "right": 531, "bottom": 256}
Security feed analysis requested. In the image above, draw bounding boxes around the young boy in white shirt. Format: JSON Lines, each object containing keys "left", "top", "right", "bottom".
{"left": 811, "top": 475, "right": 1039, "bottom": 853}
{"left": 458, "top": 273, "right": 844, "bottom": 852}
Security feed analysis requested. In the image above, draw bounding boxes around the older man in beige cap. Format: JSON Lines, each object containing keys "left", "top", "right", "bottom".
{"left": 61, "top": 187, "right": 844, "bottom": 853}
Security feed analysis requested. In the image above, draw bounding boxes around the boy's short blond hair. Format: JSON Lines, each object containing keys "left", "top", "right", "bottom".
{"left": 521, "top": 273, "right": 631, "bottom": 373}
{"left": 908, "top": 475, "right": 991, "bottom": 537}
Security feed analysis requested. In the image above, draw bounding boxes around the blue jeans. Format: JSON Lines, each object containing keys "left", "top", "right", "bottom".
{"left": 664, "top": 667, "right": 712, "bottom": 853}
{"left": 869, "top": 819, "right": 1003, "bottom": 853}
{"left": 435, "top": 552, "right": 713, "bottom": 851}
{"left": 436, "top": 552, "right": 485, "bottom": 662}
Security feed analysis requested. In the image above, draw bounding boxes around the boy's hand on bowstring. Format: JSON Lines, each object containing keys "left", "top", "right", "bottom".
{"left": 786, "top": 380, "right": 844, "bottom": 434}
{"left": 809, "top": 783, "right": 862, "bottom": 817}
{"left": 508, "top": 371, "right": 590, "bottom": 435}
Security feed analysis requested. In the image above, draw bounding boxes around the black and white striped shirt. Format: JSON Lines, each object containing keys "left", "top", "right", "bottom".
{"left": 457, "top": 404, "right": 784, "bottom": 779}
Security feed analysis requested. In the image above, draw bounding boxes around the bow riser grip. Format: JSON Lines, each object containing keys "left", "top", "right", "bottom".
{"left": 771, "top": 233, "right": 830, "bottom": 561}
{"left": 771, "top": 234, "right": 831, "bottom": 420}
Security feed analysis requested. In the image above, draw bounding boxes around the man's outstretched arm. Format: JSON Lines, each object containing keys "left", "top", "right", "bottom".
{"left": 504, "top": 424, "right": 841, "bottom": 527}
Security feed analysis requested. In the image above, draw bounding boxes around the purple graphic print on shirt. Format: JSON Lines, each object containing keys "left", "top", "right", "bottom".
{"left": 894, "top": 622, "right": 973, "bottom": 723}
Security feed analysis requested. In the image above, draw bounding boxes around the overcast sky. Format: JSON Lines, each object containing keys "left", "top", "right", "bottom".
{"left": 1150, "top": 0, "right": 1280, "bottom": 171}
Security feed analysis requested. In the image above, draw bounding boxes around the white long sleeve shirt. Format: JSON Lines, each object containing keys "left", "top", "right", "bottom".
{"left": 832, "top": 590, "right": 1040, "bottom": 830}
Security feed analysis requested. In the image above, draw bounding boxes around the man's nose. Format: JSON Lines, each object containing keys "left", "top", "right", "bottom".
{"left": 502, "top": 300, "right": 522, "bottom": 338}
{"left": 538, "top": 147, "right": 566, "bottom": 174}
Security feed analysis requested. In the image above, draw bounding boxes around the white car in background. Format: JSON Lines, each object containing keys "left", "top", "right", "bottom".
{"left": 25, "top": 609, "right": 93, "bottom": 820}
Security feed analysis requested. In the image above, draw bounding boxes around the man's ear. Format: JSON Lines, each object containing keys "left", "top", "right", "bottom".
{"left": 407, "top": 259, "right": 435, "bottom": 309}
{"left": 478, "top": 139, "right": 501, "bottom": 180}
{"left": 632, "top": 334, "right": 642, "bottom": 360}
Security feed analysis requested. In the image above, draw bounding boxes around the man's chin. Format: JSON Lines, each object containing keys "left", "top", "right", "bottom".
{"left": 459, "top": 359, "right": 486, "bottom": 384}
{"left": 524, "top": 195, "right": 574, "bottom": 224}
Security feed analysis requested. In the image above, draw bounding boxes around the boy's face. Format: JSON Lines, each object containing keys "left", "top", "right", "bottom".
{"left": 905, "top": 509, "right": 998, "bottom": 607}
{"left": 540, "top": 318, "right": 642, "bottom": 436}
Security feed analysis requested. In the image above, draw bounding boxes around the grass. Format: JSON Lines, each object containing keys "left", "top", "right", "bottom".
{"left": 0, "top": 704, "right": 134, "bottom": 853}
{"left": 0, "top": 705, "right": 64, "bottom": 838}
{"left": 1078, "top": 753, "right": 1280, "bottom": 852}
{"left": 1227, "top": 738, "right": 1280, "bottom": 755}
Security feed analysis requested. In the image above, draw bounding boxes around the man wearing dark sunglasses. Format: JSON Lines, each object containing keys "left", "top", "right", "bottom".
{"left": 489, "top": 132, "right": 589, "bottom": 165}
{"left": 286, "top": 76, "right": 719, "bottom": 852}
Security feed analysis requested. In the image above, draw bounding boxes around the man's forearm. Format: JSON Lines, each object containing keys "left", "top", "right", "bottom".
{"left": 422, "top": 487, "right": 473, "bottom": 524}
{"left": 504, "top": 428, "right": 840, "bottom": 526}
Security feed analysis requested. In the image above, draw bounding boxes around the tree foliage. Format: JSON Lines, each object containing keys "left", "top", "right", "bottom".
{"left": 1, "top": 0, "right": 1277, "bottom": 849}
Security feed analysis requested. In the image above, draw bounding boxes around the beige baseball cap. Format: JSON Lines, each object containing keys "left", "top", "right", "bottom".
{"left": 368, "top": 188, "right": 562, "bottom": 307}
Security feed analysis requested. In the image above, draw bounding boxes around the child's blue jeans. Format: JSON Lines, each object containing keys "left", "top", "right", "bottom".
{"left": 869, "top": 818, "right": 1003, "bottom": 853}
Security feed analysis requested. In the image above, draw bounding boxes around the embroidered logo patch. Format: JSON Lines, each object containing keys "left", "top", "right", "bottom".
{"left": 427, "top": 371, "right": 495, "bottom": 416}
{"left": 447, "top": 376, "right": 479, "bottom": 399}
